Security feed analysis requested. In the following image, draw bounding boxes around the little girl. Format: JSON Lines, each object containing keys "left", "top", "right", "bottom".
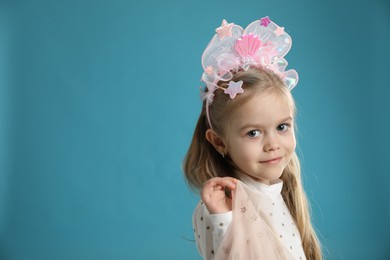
{"left": 184, "top": 18, "right": 322, "bottom": 259}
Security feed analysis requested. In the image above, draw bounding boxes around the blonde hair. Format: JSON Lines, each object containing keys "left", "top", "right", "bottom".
{"left": 184, "top": 68, "right": 322, "bottom": 259}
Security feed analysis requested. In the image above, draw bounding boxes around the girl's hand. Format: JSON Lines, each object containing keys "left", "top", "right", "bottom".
{"left": 201, "top": 177, "right": 237, "bottom": 214}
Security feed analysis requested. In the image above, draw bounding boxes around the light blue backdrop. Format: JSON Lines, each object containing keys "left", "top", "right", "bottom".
{"left": 1, "top": 0, "right": 389, "bottom": 259}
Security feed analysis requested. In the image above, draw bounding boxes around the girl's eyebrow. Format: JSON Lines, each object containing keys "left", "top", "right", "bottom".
{"left": 279, "top": 116, "right": 293, "bottom": 123}
{"left": 239, "top": 116, "right": 293, "bottom": 131}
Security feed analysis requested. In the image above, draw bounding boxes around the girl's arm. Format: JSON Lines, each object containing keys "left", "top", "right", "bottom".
{"left": 193, "top": 177, "right": 236, "bottom": 259}
{"left": 193, "top": 202, "right": 232, "bottom": 259}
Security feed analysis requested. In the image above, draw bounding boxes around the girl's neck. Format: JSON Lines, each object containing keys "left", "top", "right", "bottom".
{"left": 236, "top": 171, "right": 281, "bottom": 186}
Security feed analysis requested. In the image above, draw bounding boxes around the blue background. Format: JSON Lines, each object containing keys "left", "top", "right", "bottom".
{"left": 1, "top": 0, "right": 389, "bottom": 259}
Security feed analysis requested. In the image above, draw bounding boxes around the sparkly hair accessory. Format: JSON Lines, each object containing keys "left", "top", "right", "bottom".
{"left": 200, "top": 17, "right": 299, "bottom": 128}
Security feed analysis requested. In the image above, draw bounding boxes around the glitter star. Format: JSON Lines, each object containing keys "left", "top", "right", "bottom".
{"left": 241, "top": 206, "right": 246, "bottom": 213}
{"left": 205, "top": 66, "right": 214, "bottom": 75}
{"left": 200, "top": 91, "right": 214, "bottom": 103}
{"left": 274, "top": 26, "right": 285, "bottom": 36}
{"left": 224, "top": 80, "right": 244, "bottom": 99}
{"left": 215, "top": 19, "right": 234, "bottom": 40}
{"left": 260, "top": 16, "right": 271, "bottom": 27}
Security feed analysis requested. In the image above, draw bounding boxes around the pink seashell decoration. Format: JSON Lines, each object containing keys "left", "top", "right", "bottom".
{"left": 234, "top": 34, "right": 262, "bottom": 58}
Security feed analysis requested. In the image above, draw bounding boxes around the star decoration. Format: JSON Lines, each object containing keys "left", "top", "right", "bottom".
{"left": 274, "top": 26, "right": 285, "bottom": 36}
{"left": 201, "top": 90, "right": 214, "bottom": 103}
{"left": 205, "top": 66, "right": 214, "bottom": 75}
{"left": 224, "top": 80, "right": 244, "bottom": 99}
{"left": 215, "top": 19, "right": 234, "bottom": 40}
{"left": 241, "top": 206, "right": 246, "bottom": 213}
{"left": 260, "top": 16, "right": 271, "bottom": 27}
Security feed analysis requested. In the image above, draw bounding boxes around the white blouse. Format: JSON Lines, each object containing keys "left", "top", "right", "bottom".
{"left": 193, "top": 175, "right": 306, "bottom": 260}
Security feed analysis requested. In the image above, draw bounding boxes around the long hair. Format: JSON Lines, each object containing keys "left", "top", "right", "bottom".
{"left": 184, "top": 68, "right": 322, "bottom": 259}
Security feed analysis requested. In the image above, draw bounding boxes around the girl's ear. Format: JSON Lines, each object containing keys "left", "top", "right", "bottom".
{"left": 205, "top": 129, "right": 227, "bottom": 155}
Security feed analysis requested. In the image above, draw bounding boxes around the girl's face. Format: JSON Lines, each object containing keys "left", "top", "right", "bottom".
{"left": 225, "top": 90, "right": 296, "bottom": 185}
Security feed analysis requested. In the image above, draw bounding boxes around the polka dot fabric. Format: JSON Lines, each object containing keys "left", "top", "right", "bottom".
{"left": 193, "top": 177, "right": 306, "bottom": 260}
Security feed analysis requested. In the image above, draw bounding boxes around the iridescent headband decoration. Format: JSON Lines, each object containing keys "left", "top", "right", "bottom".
{"left": 200, "top": 17, "right": 298, "bottom": 128}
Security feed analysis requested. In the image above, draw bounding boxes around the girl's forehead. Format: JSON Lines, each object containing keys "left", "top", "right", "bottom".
{"left": 231, "top": 91, "right": 294, "bottom": 126}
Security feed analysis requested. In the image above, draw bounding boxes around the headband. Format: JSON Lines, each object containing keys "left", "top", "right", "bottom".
{"left": 200, "top": 17, "right": 298, "bottom": 128}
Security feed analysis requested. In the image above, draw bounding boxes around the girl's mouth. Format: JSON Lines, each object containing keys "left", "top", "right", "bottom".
{"left": 260, "top": 157, "right": 282, "bottom": 164}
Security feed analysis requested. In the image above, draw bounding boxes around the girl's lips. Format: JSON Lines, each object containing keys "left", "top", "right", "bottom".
{"left": 260, "top": 157, "right": 282, "bottom": 164}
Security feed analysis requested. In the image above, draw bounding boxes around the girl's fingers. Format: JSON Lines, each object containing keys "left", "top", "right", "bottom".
{"left": 201, "top": 177, "right": 237, "bottom": 200}
{"left": 223, "top": 177, "right": 237, "bottom": 190}
{"left": 204, "top": 177, "right": 237, "bottom": 191}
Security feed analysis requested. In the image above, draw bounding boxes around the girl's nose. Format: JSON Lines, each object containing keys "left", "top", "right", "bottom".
{"left": 263, "top": 136, "right": 280, "bottom": 152}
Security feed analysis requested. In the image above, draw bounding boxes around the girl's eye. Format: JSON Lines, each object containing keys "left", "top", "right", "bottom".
{"left": 247, "top": 130, "right": 261, "bottom": 138}
{"left": 277, "top": 124, "right": 290, "bottom": 132}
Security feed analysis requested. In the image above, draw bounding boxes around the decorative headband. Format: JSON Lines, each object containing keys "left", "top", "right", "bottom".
{"left": 200, "top": 17, "right": 298, "bottom": 128}
{"left": 201, "top": 16, "right": 298, "bottom": 128}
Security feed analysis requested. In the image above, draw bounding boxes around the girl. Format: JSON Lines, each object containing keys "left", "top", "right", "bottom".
{"left": 184, "top": 18, "right": 322, "bottom": 259}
